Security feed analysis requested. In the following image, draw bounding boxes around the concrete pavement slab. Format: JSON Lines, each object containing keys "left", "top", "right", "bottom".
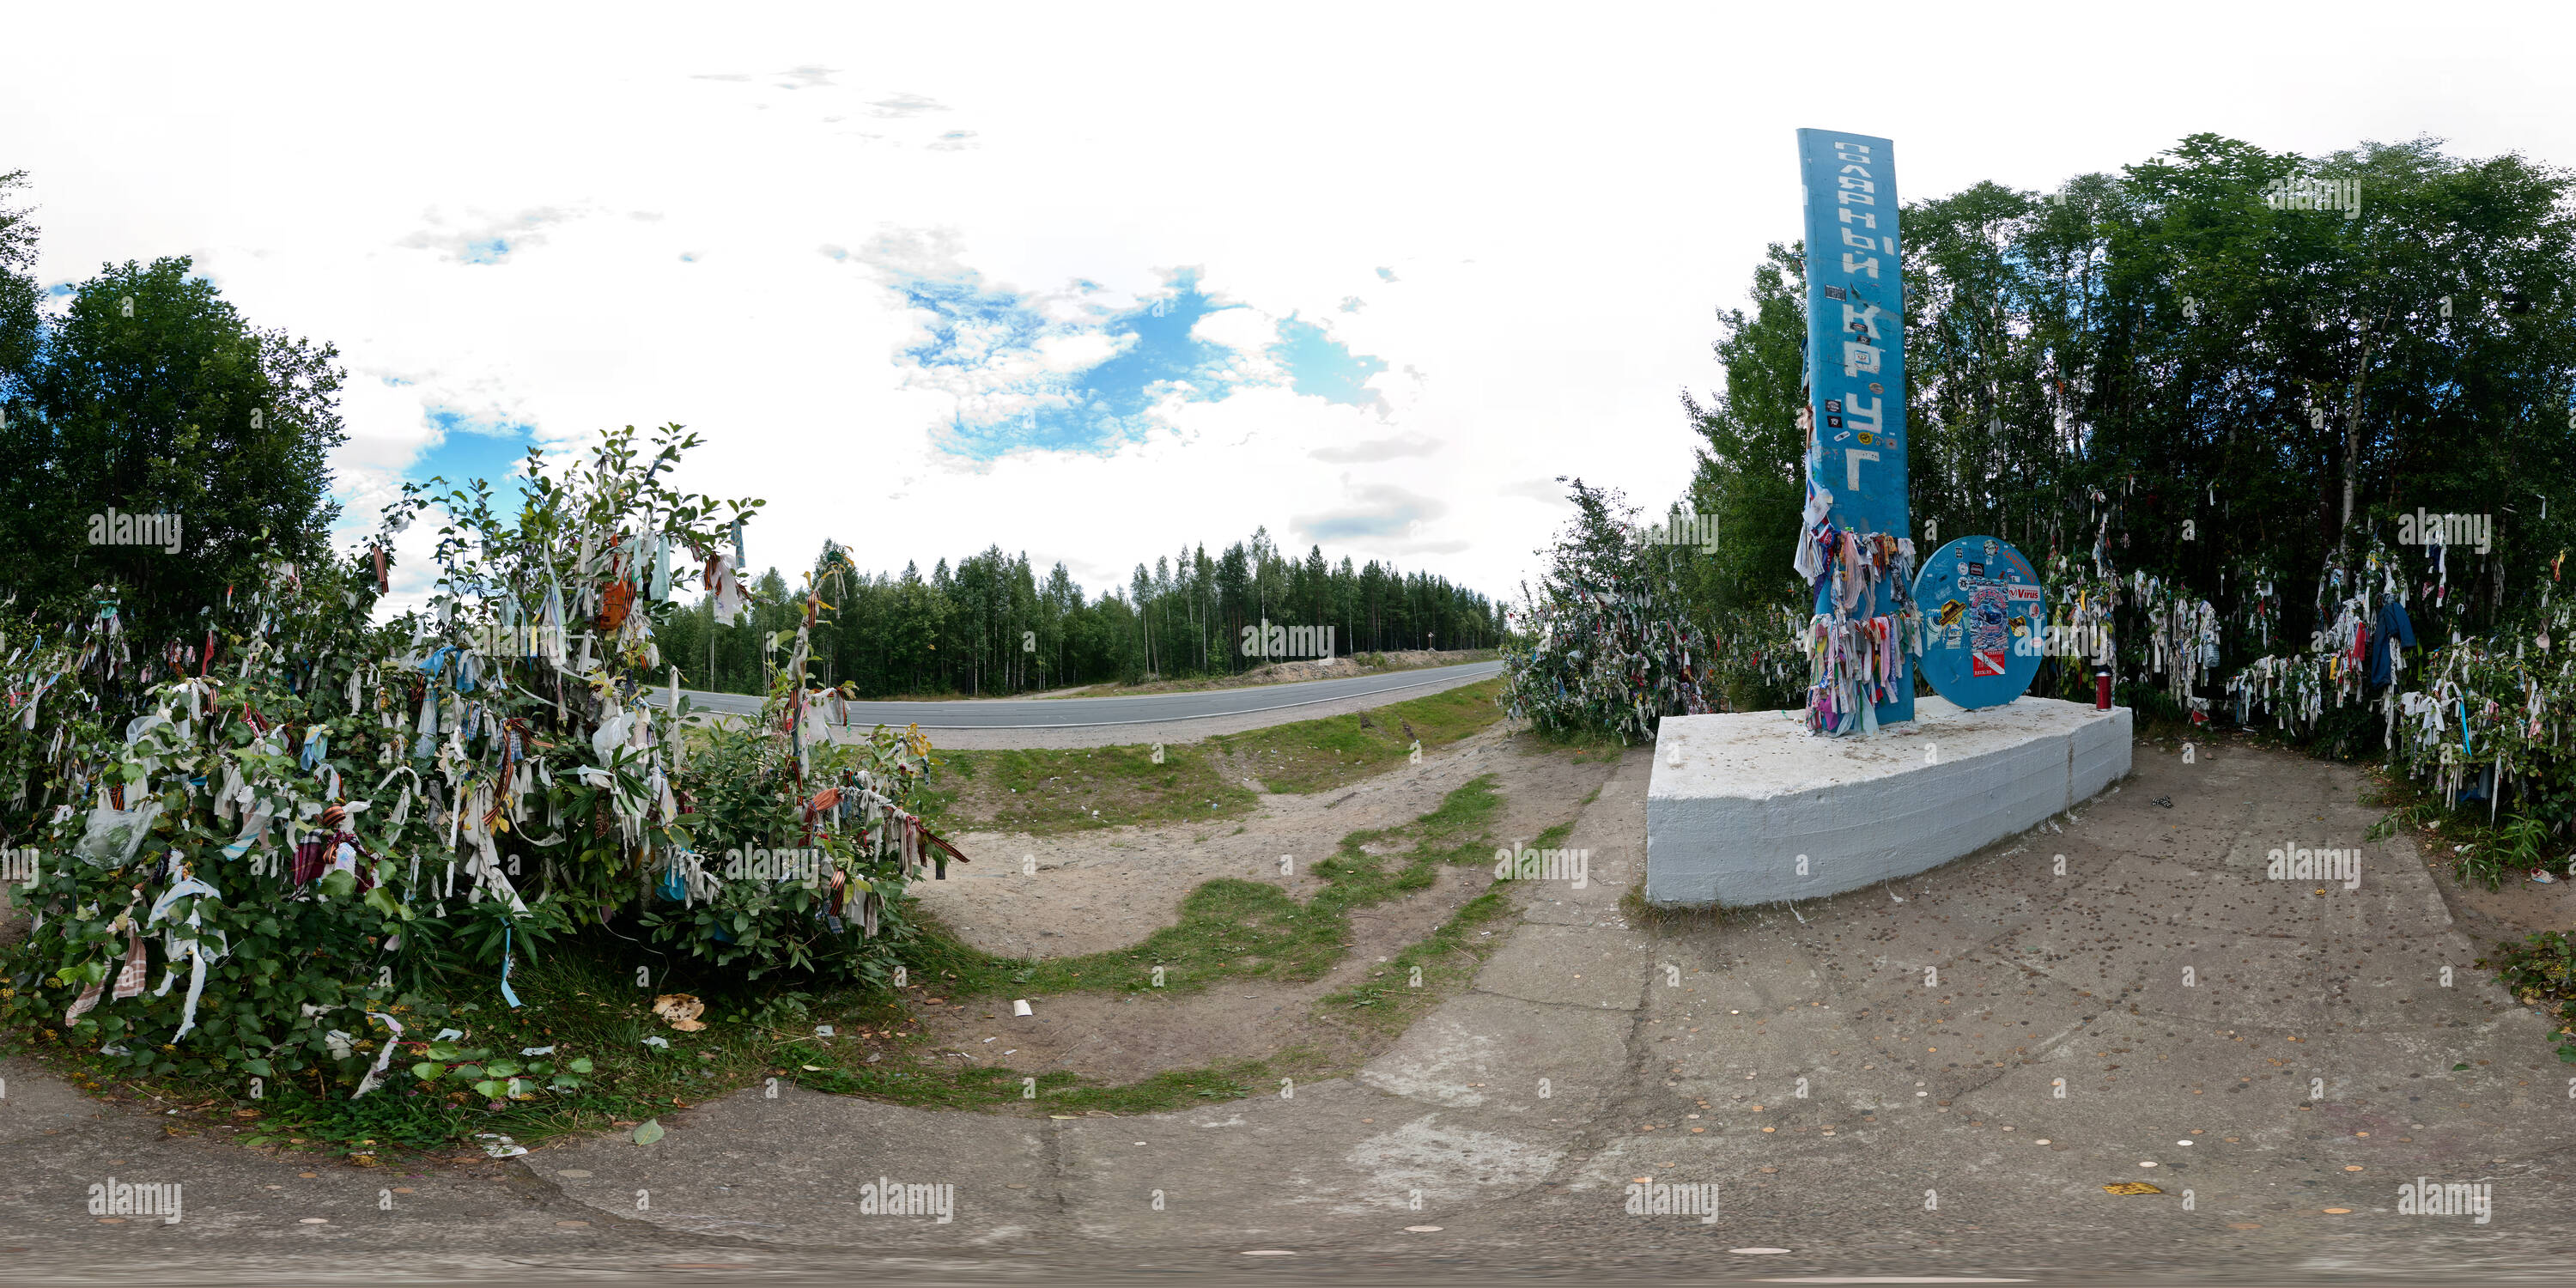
{"left": 1515, "top": 841, "right": 1638, "bottom": 927}
{"left": 2097, "top": 844, "right": 2460, "bottom": 940}
{"left": 540, "top": 1083, "right": 1049, "bottom": 1249}
{"left": 1052, "top": 1079, "right": 1564, "bottom": 1245}
{"left": 1515, "top": 750, "right": 1649, "bottom": 927}
{"left": 1354, "top": 989, "right": 1633, "bottom": 1121}
{"left": 1473, "top": 923, "right": 1647, "bottom": 1012}
{"left": 1990, "top": 901, "right": 2175, "bottom": 999}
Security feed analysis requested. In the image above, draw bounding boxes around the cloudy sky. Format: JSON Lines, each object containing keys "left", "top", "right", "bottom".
{"left": 5, "top": 2, "right": 2567, "bottom": 610}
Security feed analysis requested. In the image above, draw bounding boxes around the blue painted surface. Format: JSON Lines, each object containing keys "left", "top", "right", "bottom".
{"left": 1798, "top": 127, "right": 1910, "bottom": 727}
{"left": 1911, "top": 536, "right": 2045, "bottom": 710}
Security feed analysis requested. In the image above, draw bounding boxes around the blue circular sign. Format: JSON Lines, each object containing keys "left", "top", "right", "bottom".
{"left": 1911, "top": 535, "right": 2046, "bottom": 710}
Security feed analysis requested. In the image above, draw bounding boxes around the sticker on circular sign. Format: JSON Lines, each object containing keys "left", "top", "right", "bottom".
{"left": 1911, "top": 535, "right": 2046, "bottom": 710}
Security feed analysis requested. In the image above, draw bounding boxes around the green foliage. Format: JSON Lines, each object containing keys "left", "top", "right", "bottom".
{"left": 2381, "top": 626, "right": 2576, "bottom": 866}
{"left": 3, "top": 254, "right": 346, "bottom": 638}
{"left": 0, "top": 171, "right": 40, "bottom": 391}
{"left": 662, "top": 528, "right": 1505, "bottom": 699}
{"left": 1680, "top": 242, "right": 1814, "bottom": 711}
{"left": 2499, "top": 811, "right": 2554, "bottom": 882}
{"left": 0, "top": 427, "right": 936, "bottom": 1110}
{"left": 640, "top": 716, "right": 935, "bottom": 981}
{"left": 1679, "top": 135, "right": 2576, "bottom": 1060}
{"left": 1679, "top": 136, "right": 2576, "bottom": 721}
{"left": 1501, "top": 480, "right": 1715, "bottom": 742}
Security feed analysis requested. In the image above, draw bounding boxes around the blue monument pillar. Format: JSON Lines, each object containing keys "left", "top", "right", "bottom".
{"left": 1795, "top": 128, "right": 1913, "bottom": 733}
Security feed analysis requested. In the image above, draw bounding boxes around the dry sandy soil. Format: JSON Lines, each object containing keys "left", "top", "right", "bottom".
{"left": 905, "top": 721, "right": 1625, "bottom": 1081}
{"left": 2411, "top": 822, "right": 2576, "bottom": 941}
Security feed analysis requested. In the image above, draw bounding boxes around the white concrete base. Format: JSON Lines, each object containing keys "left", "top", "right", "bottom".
{"left": 1644, "top": 696, "right": 2131, "bottom": 907}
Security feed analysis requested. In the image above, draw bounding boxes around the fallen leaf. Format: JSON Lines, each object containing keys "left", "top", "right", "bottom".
{"left": 653, "top": 993, "right": 708, "bottom": 1032}
{"left": 2102, "top": 1182, "right": 2164, "bottom": 1195}
{"left": 632, "top": 1119, "right": 665, "bottom": 1146}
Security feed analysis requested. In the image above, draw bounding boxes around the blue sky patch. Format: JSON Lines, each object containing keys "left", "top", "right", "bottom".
{"left": 413, "top": 404, "right": 538, "bottom": 511}
{"left": 1269, "top": 315, "right": 1387, "bottom": 409}
{"left": 899, "top": 268, "right": 1248, "bottom": 460}
{"left": 890, "top": 263, "right": 1394, "bottom": 461}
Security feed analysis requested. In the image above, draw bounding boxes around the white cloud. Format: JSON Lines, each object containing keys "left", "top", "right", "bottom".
{"left": 1031, "top": 327, "right": 1128, "bottom": 372}
{"left": 1309, "top": 434, "right": 1437, "bottom": 464}
{"left": 394, "top": 206, "right": 578, "bottom": 262}
{"left": 1187, "top": 305, "right": 1275, "bottom": 359}
{"left": 867, "top": 92, "right": 948, "bottom": 118}
{"left": 3, "top": 1, "right": 2562, "bottom": 607}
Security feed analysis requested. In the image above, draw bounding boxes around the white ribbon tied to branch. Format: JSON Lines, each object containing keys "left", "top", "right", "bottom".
{"left": 145, "top": 875, "right": 228, "bottom": 1042}
{"left": 350, "top": 1010, "right": 407, "bottom": 1099}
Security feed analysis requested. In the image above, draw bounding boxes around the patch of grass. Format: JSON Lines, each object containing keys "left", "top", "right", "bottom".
{"left": 1319, "top": 884, "right": 1516, "bottom": 1036}
{"left": 38, "top": 869, "right": 1406, "bottom": 1149}
{"left": 908, "top": 774, "right": 1505, "bottom": 1001}
{"left": 915, "top": 677, "right": 1506, "bottom": 836}
{"left": 1516, "top": 717, "right": 1630, "bottom": 758}
{"left": 784, "top": 1042, "right": 1337, "bottom": 1116}
{"left": 1212, "top": 677, "right": 1506, "bottom": 795}
{"left": 41, "top": 927, "right": 930, "bottom": 1159}
{"left": 1304, "top": 816, "right": 1576, "bottom": 1035}
{"left": 918, "top": 741, "right": 1259, "bottom": 836}
{"left": 1619, "top": 882, "right": 1734, "bottom": 934}
{"left": 2364, "top": 764, "right": 2534, "bottom": 890}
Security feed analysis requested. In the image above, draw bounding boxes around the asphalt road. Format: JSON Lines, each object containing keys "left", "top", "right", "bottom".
{"left": 678, "top": 659, "right": 1504, "bottom": 729}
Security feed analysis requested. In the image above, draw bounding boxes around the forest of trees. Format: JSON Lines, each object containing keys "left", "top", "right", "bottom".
{"left": 1675, "top": 133, "right": 2576, "bottom": 722}
{"left": 0, "top": 171, "right": 346, "bottom": 637}
{"left": 660, "top": 526, "right": 1505, "bottom": 697}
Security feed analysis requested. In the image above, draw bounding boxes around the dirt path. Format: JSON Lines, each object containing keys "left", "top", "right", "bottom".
{"left": 913, "top": 721, "right": 1610, "bottom": 959}
{"left": 906, "top": 722, "right": 1622, "bottom": 1081}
